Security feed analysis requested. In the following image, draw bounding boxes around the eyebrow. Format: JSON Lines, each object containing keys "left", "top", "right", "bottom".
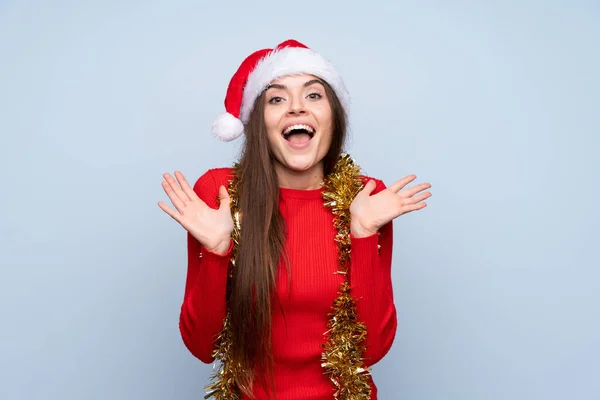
{"left": 265, "top": 79, "right": 324, "bottom": 91}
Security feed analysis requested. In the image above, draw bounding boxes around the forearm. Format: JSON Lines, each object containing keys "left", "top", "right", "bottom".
{"left": 349, "top": 220, "right": 397, "bottom": 366}
{"left": 179, "top": 233, "right": 233, "bottom": 363}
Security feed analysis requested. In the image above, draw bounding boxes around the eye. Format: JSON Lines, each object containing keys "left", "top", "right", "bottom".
{"left": 307, "top": 92, "right": 322, "bottom": 100}
{"left": 268, "top": 96, "right": 284, "bottom": 104}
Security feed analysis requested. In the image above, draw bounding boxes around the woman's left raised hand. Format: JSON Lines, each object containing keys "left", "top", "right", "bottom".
{"left": 350, "top": 175, "right": 432, "bottom": 238}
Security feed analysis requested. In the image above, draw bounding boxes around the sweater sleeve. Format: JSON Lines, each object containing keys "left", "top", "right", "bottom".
{"left": 178, "top": 169, "right": 233, "bottom": 364}
{"left": 350, "top": 178, "right": 397, "bottom": 367}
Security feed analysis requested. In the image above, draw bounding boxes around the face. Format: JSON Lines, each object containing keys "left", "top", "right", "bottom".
{"left": 263, "top": 74, "right": 333, "bottom": 181}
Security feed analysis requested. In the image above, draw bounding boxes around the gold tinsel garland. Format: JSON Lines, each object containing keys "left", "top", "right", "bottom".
{"left": 320, "top": 153, "right": 372, "bottom": 399}
{"left": 204, "top": 165, "right": 243, "bottom": 400}
{"left": 205, "top": 154, "right": 372, "bottom": 399}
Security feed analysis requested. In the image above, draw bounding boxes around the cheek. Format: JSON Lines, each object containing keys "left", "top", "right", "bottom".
{"left": 320, "top": 129, "right": 334, "bottom": 153}
{"left": 264, "top": 107, "right": 281, "bottom": 144}
{"left": 263, "top": 107, "right": 277, "bottom": 130}
{"left": 316, "top": 108, "right": 334, "bottom": 140}
{"left": 314, "top": 102, "right": 333, "bottom": 126}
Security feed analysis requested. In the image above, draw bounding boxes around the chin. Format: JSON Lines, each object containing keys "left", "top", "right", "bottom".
{"left": 284, "top": 159, "right": 316, "bottom": 172}
{"left": 280, "top": 154, "right": 319, "bottom": 172}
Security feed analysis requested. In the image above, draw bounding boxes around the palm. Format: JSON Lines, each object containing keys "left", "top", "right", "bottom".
{"left": 158, "top": 171, "right": 233, "bottom": 253}
{"left": 350, "top": 175, "right": 431, "bottom": 235}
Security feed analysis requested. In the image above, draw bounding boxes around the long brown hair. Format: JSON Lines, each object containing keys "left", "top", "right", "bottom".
{"left": 229, "top": 78, "right": 347, "bottom": 397}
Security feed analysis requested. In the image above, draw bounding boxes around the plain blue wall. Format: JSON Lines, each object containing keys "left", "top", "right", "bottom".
{"left": 1, "top": 1, "right": 599, "bottom": 399}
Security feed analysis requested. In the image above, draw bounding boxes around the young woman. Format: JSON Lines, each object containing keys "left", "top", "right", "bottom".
{"left": 158, "top": 39, "right": 432, "bottom": 400}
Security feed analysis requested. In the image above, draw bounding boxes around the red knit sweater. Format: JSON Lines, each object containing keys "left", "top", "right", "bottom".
{"left": 179, "top": 167, "right": 397, "bottom": 399}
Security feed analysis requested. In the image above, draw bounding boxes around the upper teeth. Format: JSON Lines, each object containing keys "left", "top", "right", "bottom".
{"left": 283, "top": 124, "right": 314, "bottom": 135}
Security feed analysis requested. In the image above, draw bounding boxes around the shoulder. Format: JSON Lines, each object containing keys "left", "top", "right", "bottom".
{"left": 192, "top": 167, "right": 234, "bottom": 207}
{"left": 192, "top": 167, "right": 234, "bottom": 190}
{"left": 359, "top": 174, "right": 387, "bottom": 195}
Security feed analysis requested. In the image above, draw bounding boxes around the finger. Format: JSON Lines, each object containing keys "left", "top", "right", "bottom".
{"left": 157, "top": 201, "right": 182, "bottom": 223}
{"left": 161, "top": 180, "right": 186, "bottom": 213}
{"left": 405, "top": 191, "right": 432, "bottom": 205}
{"left": 388, "top": 175, "right": 417, "bottom": 193}
{"left": 401, "top": 186, "right": 432, "bottom": 201}
{"left": 357, "top": 179, "right": 377, "bottom": 197}
{"left": 163, "top": 172, "right": 190, "bottom": 202}
{"left": 400, "top": 202, "right": 427, "bottom": 216}
{"left": 217, "top": 185, "right": 231, "bottom": 210}
{"left": 174, "top": 171, "right": 198, "bottom": 201}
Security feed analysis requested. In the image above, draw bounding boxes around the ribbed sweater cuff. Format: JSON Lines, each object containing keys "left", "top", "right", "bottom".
{"left": 350, "top": 232, "right": 379, "bottom": 250}
{"left": 199, "top": 239, "right": 234, "bottom": 263}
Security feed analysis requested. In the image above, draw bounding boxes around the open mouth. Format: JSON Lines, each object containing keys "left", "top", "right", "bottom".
{"left": 282, "top": 124, "right": 315, "bottom": 145}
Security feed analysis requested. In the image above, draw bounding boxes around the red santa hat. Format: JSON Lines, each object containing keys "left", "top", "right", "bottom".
{"left": 212, "top": 39, "right": 350, "bottom": 141}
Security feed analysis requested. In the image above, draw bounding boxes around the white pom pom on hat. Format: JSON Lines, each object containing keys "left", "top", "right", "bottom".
{"left": 211, "top": 39, "right": 350, "bottom": 142}
{"left": 211, "top": 112, "right": 244, "bottom": 141}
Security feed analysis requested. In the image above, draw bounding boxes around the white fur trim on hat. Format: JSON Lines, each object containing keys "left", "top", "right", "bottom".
{"left": 212, "top": 112, "right": 244, "bottom": 141}
{"left": 239, "top": 47, "right": 350, "bottom": 124}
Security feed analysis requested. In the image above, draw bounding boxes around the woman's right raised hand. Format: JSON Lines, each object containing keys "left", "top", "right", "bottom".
{"left": 158, "top": 171, "right": 233, "bottom": 255}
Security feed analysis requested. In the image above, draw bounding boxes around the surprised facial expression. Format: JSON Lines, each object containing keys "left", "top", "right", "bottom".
{"left": 263, "top": 74, "right": 334, "bottom": 177}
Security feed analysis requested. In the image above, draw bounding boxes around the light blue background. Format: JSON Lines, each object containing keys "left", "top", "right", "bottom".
{"left": 1, "top": 1, "right": 599, "bottom": 399}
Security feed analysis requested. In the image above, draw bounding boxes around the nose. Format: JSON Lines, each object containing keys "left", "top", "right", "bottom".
{"left": 286, "top": 96, "right": 307, "bottom": 116}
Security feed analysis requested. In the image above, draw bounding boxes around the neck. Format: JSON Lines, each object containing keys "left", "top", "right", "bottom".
{"left": 275, "top": 162, "right": 324, "bottom": 190}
